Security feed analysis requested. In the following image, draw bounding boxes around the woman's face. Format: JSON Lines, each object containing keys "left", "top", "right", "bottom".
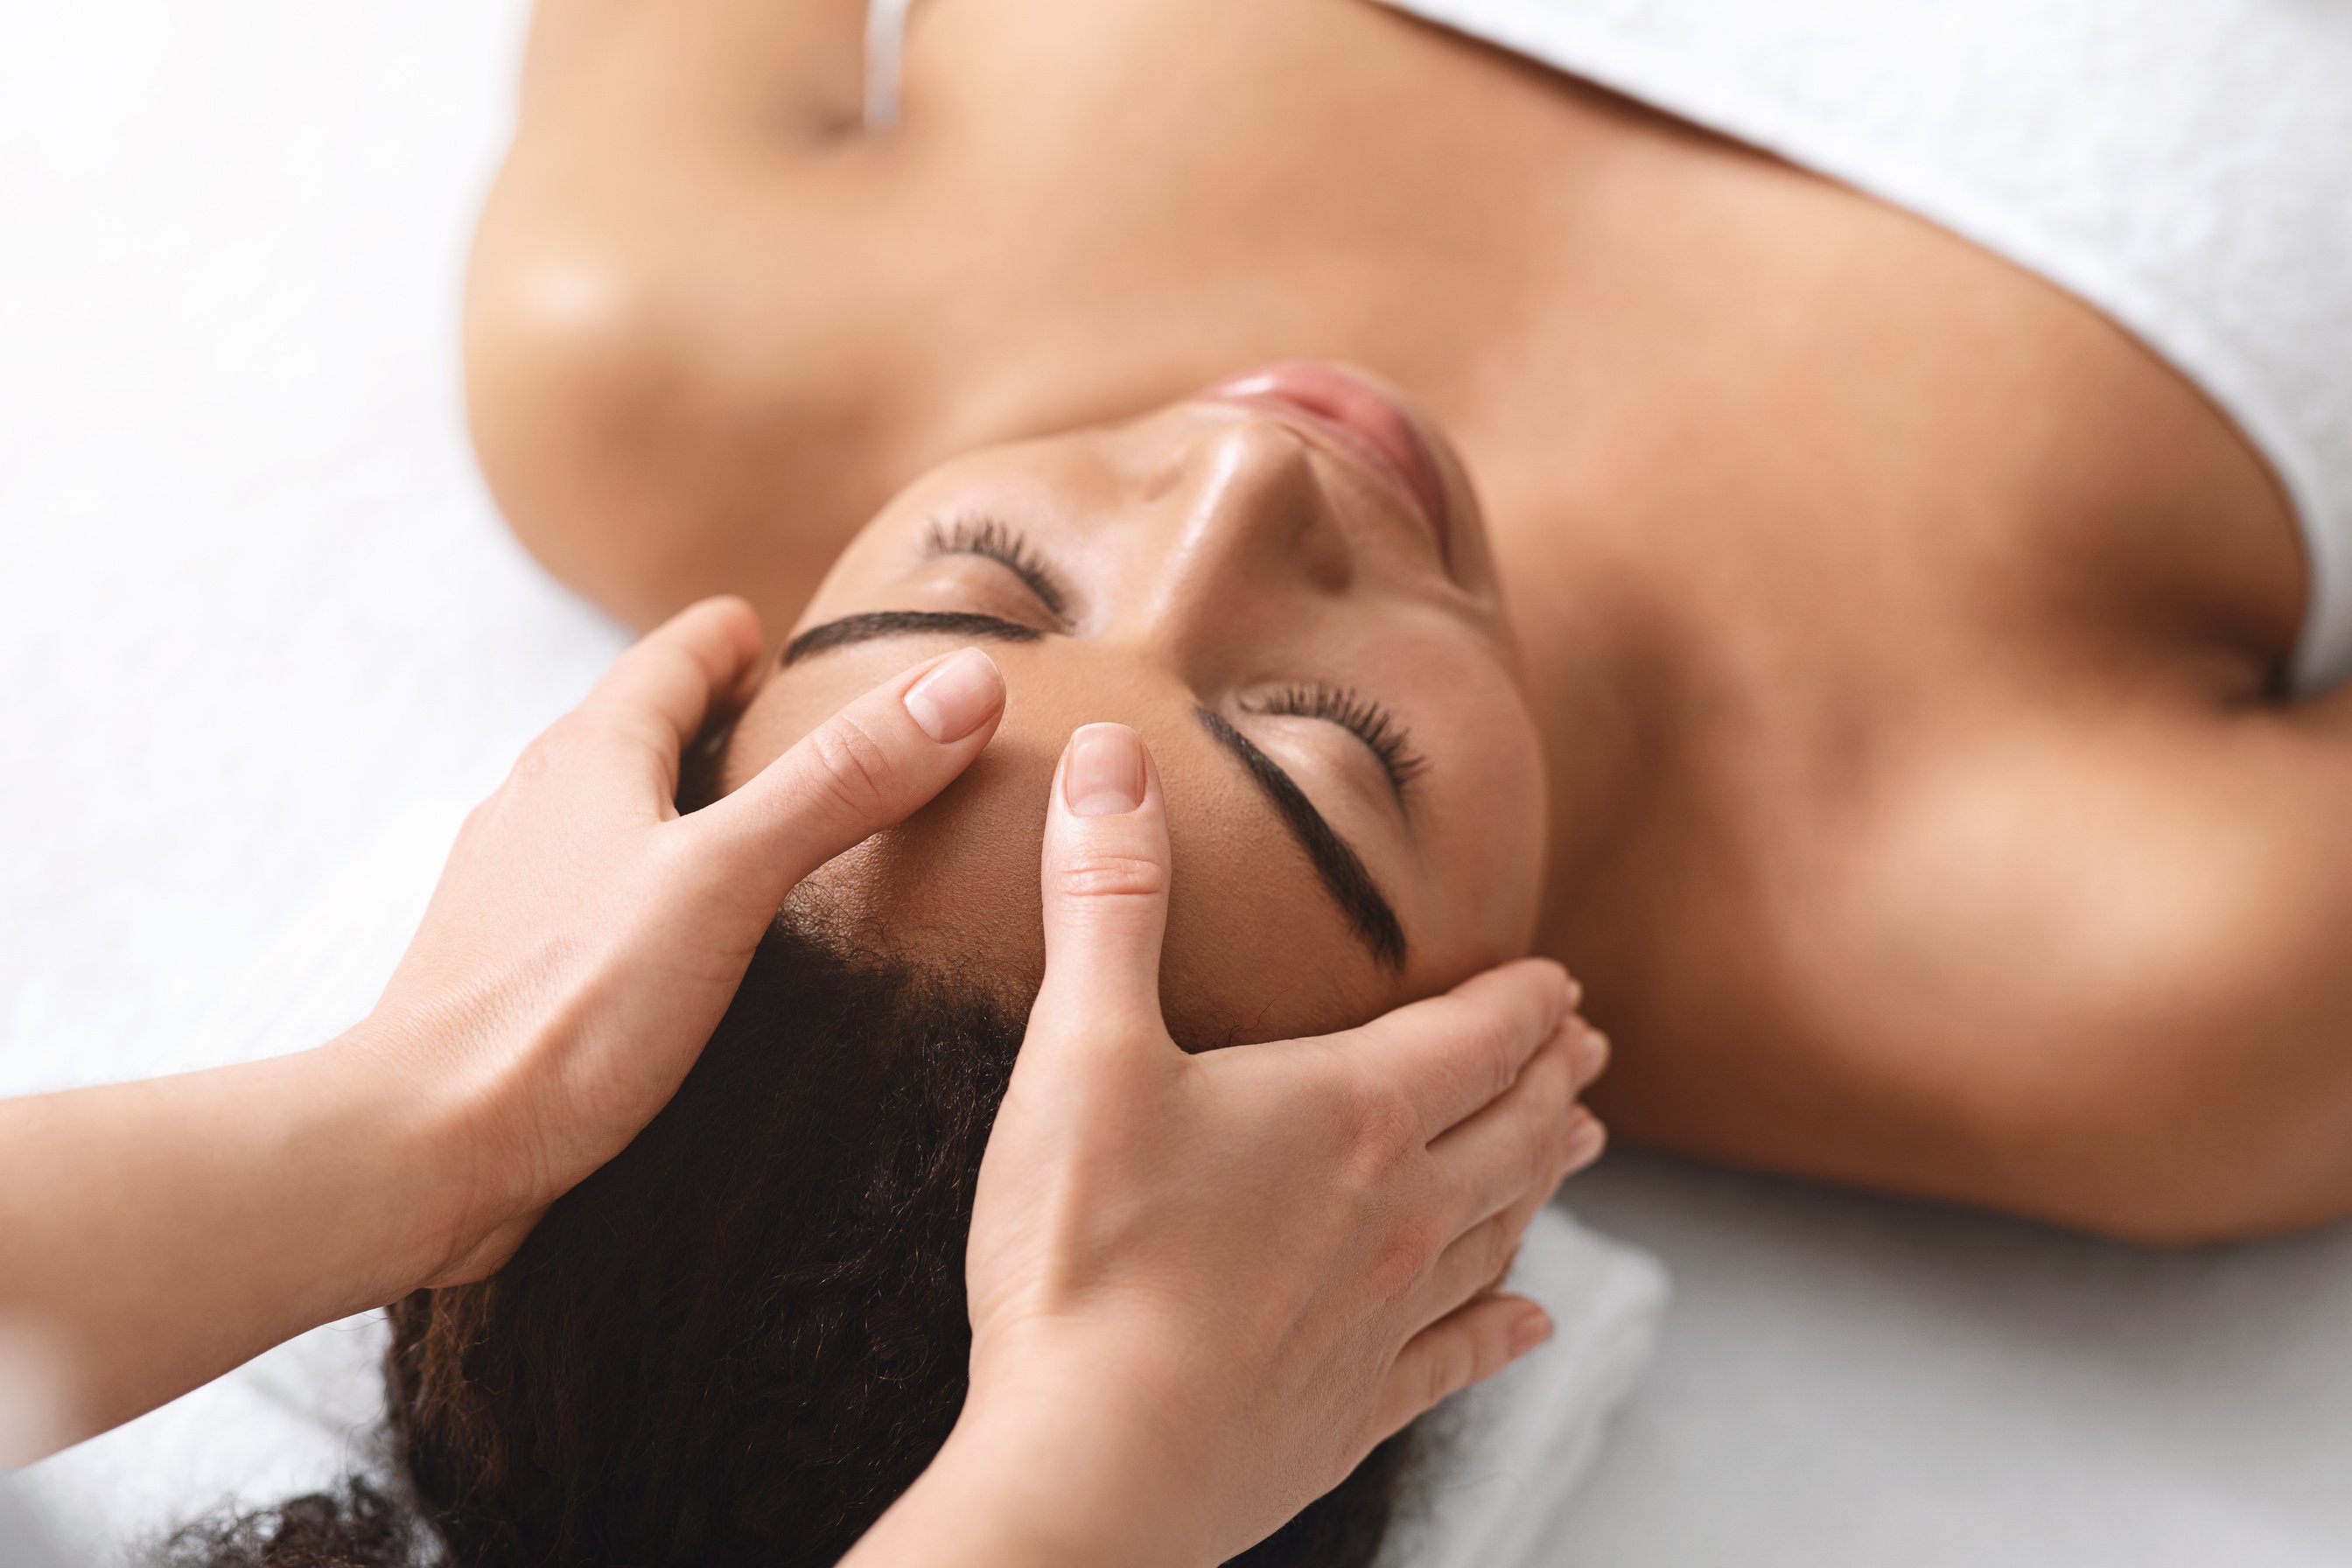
{"left": 719, "top": 362, "right": 1547, "bottom": 1041}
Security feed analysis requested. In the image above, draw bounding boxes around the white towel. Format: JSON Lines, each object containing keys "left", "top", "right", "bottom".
{"left": 1372, "top": 0, "right": 2352, "bottom": 690}
{"left": 1379, "top": 1207, "right": 1665, "bottom": 1568}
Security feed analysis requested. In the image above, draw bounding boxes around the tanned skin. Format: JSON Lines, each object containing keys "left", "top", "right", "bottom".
{"left": 463, "top": 0, "right": 2350, "bottom": 1243}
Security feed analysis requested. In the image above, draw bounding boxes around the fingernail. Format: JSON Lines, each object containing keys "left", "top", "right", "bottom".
{"left": 903, "top": 648, "right": 1004, "bottom": 743}
{"left": 1575, "top": 1024, "right": 1611, "bottom": 1083}
{"left": 1064, "top": 723, "right": 1147, "bottom": 816}
{"left": 1508, "top": 1308, "right": 1554, "bottom": 1357}
{"left": 1564, "top": 1107, "right": 1608, "bottom": 1169}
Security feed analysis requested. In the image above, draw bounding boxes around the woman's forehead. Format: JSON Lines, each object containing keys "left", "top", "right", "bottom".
{"left": 724, "top": 637, "right": 1409, "bottom": 1042}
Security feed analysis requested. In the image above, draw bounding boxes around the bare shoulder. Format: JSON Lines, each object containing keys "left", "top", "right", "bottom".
{"left": 456, "top": 0, "right": 1655, "bottom": 632}
{"left": 465, "top": 0, "right": 892, "bottom": 632}
{"left": 1872, "top": 685, "right": 2352, "bottom": 1228}
{"left": 511, "top": 0, "right": 869, "bottom": 124}
{"left": 1587, "top": 666, "right": 2352, "bottom": 1243}
{"left": 1826, "top": 696, "right": 2335, "bottom": 1055}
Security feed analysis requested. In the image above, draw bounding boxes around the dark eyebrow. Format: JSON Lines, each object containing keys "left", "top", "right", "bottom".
{"left": 780, "top": 612, "right": 1405, "bottom": 970}
{"left": 1195, "top": 709, "right": 1407, "bottom": 972}
{"left": 783, "top": 610, "right": 1046, "bottom": 666}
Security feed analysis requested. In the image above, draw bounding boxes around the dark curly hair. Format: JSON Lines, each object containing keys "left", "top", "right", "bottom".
{"left": 158, "top": 918, "right": 1414, "bottom": 1568}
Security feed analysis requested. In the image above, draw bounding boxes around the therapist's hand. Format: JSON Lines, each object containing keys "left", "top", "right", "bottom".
{"left": 0, "top": 598, "right": 1012, "bottom": 1462}
{"left": 366, "top": 597, "right": 1010, "bottom": 1284}
{"left": 850, "top": 723, "right": 1609, "bottom": 1568}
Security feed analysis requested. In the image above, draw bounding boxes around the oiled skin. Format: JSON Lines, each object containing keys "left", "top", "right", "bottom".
{"left": 465, "top": 0, "right": 2352, "bottom": 1242}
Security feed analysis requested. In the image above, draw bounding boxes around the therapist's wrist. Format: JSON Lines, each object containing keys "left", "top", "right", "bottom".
{"left": 328, "top": 1007, "right": 539, "bottom": 1294}
{"left": 957, "top": 1331, "right": 1220, "bottom": 1564}
{"left": 852, "top": 1362, "right": 1212, "bottom": 1568}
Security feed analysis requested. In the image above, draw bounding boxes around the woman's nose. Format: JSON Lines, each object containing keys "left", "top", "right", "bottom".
{"left": 1131, "top": 414, "right": 1354, "bottom": 638}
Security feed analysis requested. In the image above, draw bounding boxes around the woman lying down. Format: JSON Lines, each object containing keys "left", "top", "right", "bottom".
{"left": 168, "top": 0, "right": 2352, "bottom": 1559}
{"left": 469, "top": 0, "right": 2352, "bottom": 1243}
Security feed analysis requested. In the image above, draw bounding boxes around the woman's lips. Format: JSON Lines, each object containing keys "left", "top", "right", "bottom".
{"left": 1199, "top": 361, "right": 1452, "bottom": 561}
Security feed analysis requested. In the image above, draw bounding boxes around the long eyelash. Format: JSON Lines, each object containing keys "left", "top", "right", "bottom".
{"left": 1245, "top": 683, "right": 1430, "bottom": 802}
{"left": 923, "top": 515, "right": 1070, "bottom": 622}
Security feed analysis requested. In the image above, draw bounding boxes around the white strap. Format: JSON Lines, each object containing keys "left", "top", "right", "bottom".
{"left": 864, "top": 0, "right": 915, "bottom": 130}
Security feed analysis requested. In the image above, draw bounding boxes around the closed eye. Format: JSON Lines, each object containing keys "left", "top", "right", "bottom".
{"left": 923, "top": 515, "right": 1073, "bottom": 626}
{"left": 1242, "top": 683, "right": 1428, "bottom": 806}
{"left": 917, "top": 522, "right": 1424, "bottom": 808}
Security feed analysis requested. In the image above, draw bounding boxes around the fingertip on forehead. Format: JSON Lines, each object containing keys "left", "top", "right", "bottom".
{"left": 723, "top": 699, "right": 1424, "bottom": 1045}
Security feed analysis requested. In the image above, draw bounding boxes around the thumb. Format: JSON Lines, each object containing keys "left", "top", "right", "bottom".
{"left": 1030, "top": 723, "right": 1173, "bottom": 1046}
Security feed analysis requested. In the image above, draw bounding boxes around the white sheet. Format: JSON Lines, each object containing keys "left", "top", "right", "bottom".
{"left": 4, "top": 2, "right": 2349, "bottom": 1564}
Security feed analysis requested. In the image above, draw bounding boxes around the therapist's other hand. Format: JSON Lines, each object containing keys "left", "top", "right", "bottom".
{"left": 897, "top": 723, "right": 1606, "bottom": 1568}
{"left": 365, "top": 598, "right": 1007, "bottom": 1284}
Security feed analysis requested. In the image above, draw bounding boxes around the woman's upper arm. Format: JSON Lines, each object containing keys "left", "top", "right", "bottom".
{"left": 469, "top": 0, "right": 891, "bottom": 631}
{"left": 516, "top": 0, "right": 868, "bottom": 121}
{"left": 2096, "top": 693, "right": 2352, "bottom": 1238}
{"left": 1614, "top": 694, "right": 2352, "bottom": 1245}
{"left": 1847, "top": 697, "right": 2352, "bottom": 1242}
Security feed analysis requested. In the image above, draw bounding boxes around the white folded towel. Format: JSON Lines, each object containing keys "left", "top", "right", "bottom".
{"left": 1381, "top": 1205, "right": 1667, "bottom": 1568}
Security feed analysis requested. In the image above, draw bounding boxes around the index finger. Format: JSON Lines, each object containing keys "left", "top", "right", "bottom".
{"left": 1317, "top": 959, "right": 1579, "bottom": 1140}
{"left": 575, "top": 597, "right": 767, "bottom": 792}
{"left": 683, "top": 646, "right": 1006, "bottom": 907}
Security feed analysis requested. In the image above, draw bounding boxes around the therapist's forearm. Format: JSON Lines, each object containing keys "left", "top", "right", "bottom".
{"left": 0, "top": 1030, "right": 470, "bottom": 1461}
